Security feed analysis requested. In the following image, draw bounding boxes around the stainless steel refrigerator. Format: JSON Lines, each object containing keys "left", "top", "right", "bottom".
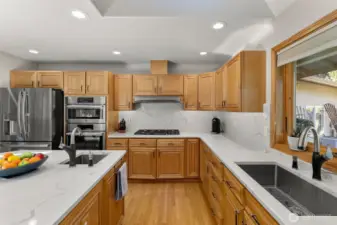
{"left": 0, "top": 88, "right": 64, "bottom": 152}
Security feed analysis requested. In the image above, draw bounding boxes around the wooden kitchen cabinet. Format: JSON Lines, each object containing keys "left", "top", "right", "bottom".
{"left": 133, "top": 75, "right": 158, "bottom": 96}
{"left": 198, "top": 72, "right": 215, "bottom": 110}
{"left": 186, "top": 139, "right": 200, "bottom": 178}
{"left": 224, "top": 51, "right": 266, "bottom": 112}
{"left": 86, "top": 71, "right": 109, "bottom": 95}
{"left": 215, "top": 67, "right": 227, "bottom": 110}
{"left": 223, "top": 184, "right": 244, "bottom": 225}
{"left": 36, "top": 71, "right": 63, "bottom": 89}
{"left": 64, "top": 71, "right": 86, "bottom": 95}
{"left": 114, "top": 74, "right": 133, "bottom": 111}
{"left": 244, "top": 211, "right": 257, "bottom": 225}
{"left": 157, "top": 148, "right": 184, "bottom": 179}
{"left": 10, "top": 71, "right": 37, "bottom": 88}
{"left": 129, "top": 147, "right": 156, "bottom": 179}
{"left": 183, "top": 75, "right": 198, "bottom": 110}
{"left": 157, "top": 75, "right": 184, "bottom": 96}
{"left": 60, "top": 181, "right": 102, "bottom": 225}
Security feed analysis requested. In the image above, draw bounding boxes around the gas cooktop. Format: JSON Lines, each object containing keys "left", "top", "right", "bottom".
{"left": 134, "top": 129, "right": 180, "bottom": 135}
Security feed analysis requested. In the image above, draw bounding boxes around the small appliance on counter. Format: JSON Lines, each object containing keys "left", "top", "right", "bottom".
{"left": 212, "top": 117, "right": 221, "bottom": 134}
{"left": 118, "top": 119, "right": 126, "bottom": 133}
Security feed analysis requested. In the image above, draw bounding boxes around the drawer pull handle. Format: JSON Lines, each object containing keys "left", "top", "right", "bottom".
{"left": 168, "top": 143, "right": 174, "bottom": 146}
{"left": 226, "top": 180, "right": 232, "bottom": 188}
{"left": 210, "top": 208, "right": 215, "bottom": 216}
{"left": 140, "top": 143, "right": 146, "bottom": 145}
{"left": 252, "top": 215, "right": 260, "bottom": 225}
{"left": 153, "top": 151, "right": 155, "bottom": 158}
{"left": 235, "top": 210, "right": 238, "bottom": 225}
{"left": 212, "top": 192, "right": 217, "bottom": 199}
{"left": 114, "top": 143, "right": 122, "bottom": 145}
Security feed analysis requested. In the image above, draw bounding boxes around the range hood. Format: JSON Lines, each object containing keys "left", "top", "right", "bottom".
{"left": 133, "top": 96, "right": 181, "bottom": 104}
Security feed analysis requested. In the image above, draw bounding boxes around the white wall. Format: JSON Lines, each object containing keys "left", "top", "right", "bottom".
{"left": 0, "top": 52, "right": 37, "bottom": 87}
{"left": 37, "top": 62, "right": 221, "bottom": 74}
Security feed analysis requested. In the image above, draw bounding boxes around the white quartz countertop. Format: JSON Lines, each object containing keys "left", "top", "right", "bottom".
{"left": 109, "top": 132, "right": 337, "bottom": 225}
{"left": 0, "top": 150, "right": 126, "bottom": 225}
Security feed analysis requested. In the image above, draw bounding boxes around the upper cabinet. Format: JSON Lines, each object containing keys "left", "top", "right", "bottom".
{"left": 215, "top": 67, "right": 227, "bottom": 110}
{"left": 36, "top": 71, "right": 63, "bottom": 89}
{"left": 198, "top": 72, "right": 215, "bottom": 110}
{"left": 224, "top": 51, "right": 266, "bottom": 112}
{"left": 10, "top": 71, "right": 37, "bottom": 88}
{"left": 183, "top": 75, "right": 198, "bottom": 110}
{"left": 64, "top": 71, "right": 108, "bottom": 95}
{"left": 11, "top": 71, "right": 64, "bottom": 89}
{"left": 133, "top": 75, "right": 158, "bottom": 96}
{"left": 151, "top": 60, "right": 168, "bottom": 75}
{"left": 114, "top": 74, "right": 133, "bottom": 111}
{"left": 85, "top": 71, "right": 109, "bottom": 95}
{"left": 157, "top": 75, "right": 183, "bottom": 95}
{"left": 64, "top": 71, "right": 86, "bottom": 95}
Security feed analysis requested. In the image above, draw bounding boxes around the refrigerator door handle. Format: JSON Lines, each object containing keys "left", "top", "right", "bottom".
{"left": 17, "top": 90, "right": 23, "bottom": 137}
{"left": 22, "top": 90, "right": 28, "bottom": 139}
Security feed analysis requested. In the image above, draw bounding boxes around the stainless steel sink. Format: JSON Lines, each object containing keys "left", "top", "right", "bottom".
{"left": 237, "top": 163, "right": 337, "bottom": 216}
{"left": 60, "top": 154, "right": 107, "bottom": 165}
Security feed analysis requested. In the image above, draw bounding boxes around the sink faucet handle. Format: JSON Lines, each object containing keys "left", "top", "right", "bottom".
{"left": 59, "top": 137, "right": 66, "bottom": 149}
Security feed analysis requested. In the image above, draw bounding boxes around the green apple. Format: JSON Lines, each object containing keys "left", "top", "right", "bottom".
{"left": 18, "top": 160, "right": 30, "bottom": 167}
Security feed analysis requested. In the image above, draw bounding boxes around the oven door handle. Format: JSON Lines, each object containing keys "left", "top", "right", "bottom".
{"left": 66, "top": 105, "right": 104, "bottom": 109}
{"left": 66, "top": 132, "right": 105, "bottom": 136}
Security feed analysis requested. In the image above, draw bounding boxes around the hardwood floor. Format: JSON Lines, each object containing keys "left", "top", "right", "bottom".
{"left": 123, "top": 182, "right": 214, "bottom": 225}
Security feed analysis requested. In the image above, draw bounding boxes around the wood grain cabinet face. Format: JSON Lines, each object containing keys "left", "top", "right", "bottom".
{"left": 64, "top": 71, "right": 86, "bottom": 95}
{"left": 36, "top": 71, "right": 63, "bottom": 89}
{"left": 86, "top": 71, "right": 108, "bottom": 95}
{"left": 114, "top": 75, "right": 133, "bottom": 111}
{"left": 183, "top": 75, "right": 198, "bottom": 110}
{"left": 215, "top": 67, "right": 227, "bottom": 110}
{"left": 157, "top": 75, "right": 184, "bottom": 96}
{"left": 133, "top": 75, "right": 158, "bottom": 96}
{"left": 10, "top": 71, "right": 36, "bottom": 88}
{"left": 157, "top": 148, "right": 184, "bottom": 179}
{"left": 198, "top": 72, "right": 215, "bottom": 110}
{"left": 129, "top": 148, "right": 156, "bottom": 179}
{"left": 225, "top": 56, "right": 241, "bottom": 110}
{"left": 186, "top": 139, "right": 200, "bottom": 178}
{"left": 223, "top": 185, "right": 244, "bottom": 225}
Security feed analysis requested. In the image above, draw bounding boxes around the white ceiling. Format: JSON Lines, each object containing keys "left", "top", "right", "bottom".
{"left": 0, "top": 0, "right": 291, "bottom": 63}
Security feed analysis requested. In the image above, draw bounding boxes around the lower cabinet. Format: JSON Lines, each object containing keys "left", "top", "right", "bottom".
{"left": 223, "top": 184, "right": 244, "bottom": 225}
{"left": 157, "top": 148, "right": 184, "bottom": 179}
{"left": 186, "top": 139, "right": 200, "bottom": 178}
{"left": 129, "top": 147, "right": 156, "bottom": 179}
{"left": 60, "top": 156, "right": 126, "bottom": 225}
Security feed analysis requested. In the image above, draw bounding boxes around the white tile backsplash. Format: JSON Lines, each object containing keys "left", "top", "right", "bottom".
{"left": 118, "top": 103, "right": 267, "bottom": 151}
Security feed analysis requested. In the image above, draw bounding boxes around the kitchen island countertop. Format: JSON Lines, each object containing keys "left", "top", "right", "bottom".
{"left": 0, "top": 150, "right": 126, "bottom": 225}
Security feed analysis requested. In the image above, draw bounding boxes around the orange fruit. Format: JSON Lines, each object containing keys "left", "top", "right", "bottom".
{"left": 12, "top": 159, "right": 21, "bottom": 165}
{"left": 28, "top": 156, "right": 41, "bottom": 163}
{"left": 3, "top": 152, "right": 13, "bottom": 160}
{"left": 2, "top": 161, "right": 17, "bottom": 169}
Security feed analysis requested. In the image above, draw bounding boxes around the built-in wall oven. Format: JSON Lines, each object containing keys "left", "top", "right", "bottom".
{"left": 65, "top": 96, "right": 106, "bottom": 150}
{"left": 66, "top": 96, "right": 105, "bottom": 123}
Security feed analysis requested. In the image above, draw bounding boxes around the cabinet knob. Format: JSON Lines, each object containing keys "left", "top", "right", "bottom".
{"left": 37, "top": 81, "right": 40, "bottom": 87}
{"left": 87, "top": 85, "right": 89, "bottom": 92}
{"left": 83, "top": 221, "right": 88, "bottom": 225}
{"left": 81, "top": 85, "right": 83, "bottom": 91}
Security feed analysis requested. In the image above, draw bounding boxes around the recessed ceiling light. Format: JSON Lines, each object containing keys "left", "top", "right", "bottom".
{"left": 113, "top": 51, "right": 121, "bottom": 55}
{"left": 200, "top": 52, "right": 207, "bottom": 56}
{"left": 71, "top": 10, "right": 87, "bottom": 20}
{"left": 213, "top": 22, "right": 225, "bottom": 30}
{"left": 28, "top": 49, "right": 39, "bottom": 54}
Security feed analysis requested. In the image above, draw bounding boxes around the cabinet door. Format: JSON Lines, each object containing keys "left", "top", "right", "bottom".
{"left": 186, "top": 139, "right": 200, "bottom": 178}
{"left": 198, "top": 72, "right": 215, "bottom": 110}
{"left": 129, "top": 147, "right": 156, "bottom": 179}
{"left": 223, "top": 186, "right": 244, "bottom": 225}
{"left": 133, "top": 75, "right": 158, "bottom": 96}
{"left": 86, "top": 71, "right": 109, "bottom": 95}
{"left": 114, "top": 75, "right": 133, "bottom": 111}
{"left": 244, "top": 212, "right": 256, "bottom": 225}
{"left": 10, "top": 71, "right": 36, "bottom": 88}
{"left": 64, "top": 71, "right": 86, "bottom": 95}
{"left": 200, "top": 143, "right": 206, "bottom": 183}
{"left": 157, "top": 148, "right": 184, "bottom": 179}
{"left": 80, "top": 195, "right": 100, "bottom": 225}
{"left": 225, "top": 56, "right": 241, "bottom": 109}
{"left": 37, "top": 71, "right": 63, "bottom": 89}
{"left": 183, "top": 75, "right": 198, "bottom": 110}
{"left": 157, "top": 75, "right": 183, "bottom": 95}
{"left": 215, "top": 68, "right": 227, "bottom": 110}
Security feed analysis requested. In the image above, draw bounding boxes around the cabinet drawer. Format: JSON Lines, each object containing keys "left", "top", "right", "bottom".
{"left": 223, "top": 167, "right": 244, "bottom": 204}
{"left": 157, "top": 139, "right": 184, "bottom": 147}
{"left": 129, "top": 139, "right": 156, "bottom": 147}
{"left": 210, "top": 191, "right": 223, "bottom": 221}
{"left": 107, "top": 139, "right": 128, "bottom": 147}
{"left": 244, "top": 189, "right": 278, "bottom": 225}
{"left": 209, "top": 153, "right": 224, "bottom": 181}
{"left": 210, "top": 170, "right": 224, "bottom": 205}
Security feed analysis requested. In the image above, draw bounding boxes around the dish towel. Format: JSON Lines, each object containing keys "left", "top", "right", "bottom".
{"left": 115, "top": 162, "right": 128, "bottom": 200}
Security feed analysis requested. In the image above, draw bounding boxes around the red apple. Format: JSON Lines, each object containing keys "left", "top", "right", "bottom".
{"left": 35, "top": 153, "right": 44, "bottom": 159}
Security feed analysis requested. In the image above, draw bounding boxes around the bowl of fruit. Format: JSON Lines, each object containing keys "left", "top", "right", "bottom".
{"left": 0, "top": 152, "right": 48, "bottom": 178}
